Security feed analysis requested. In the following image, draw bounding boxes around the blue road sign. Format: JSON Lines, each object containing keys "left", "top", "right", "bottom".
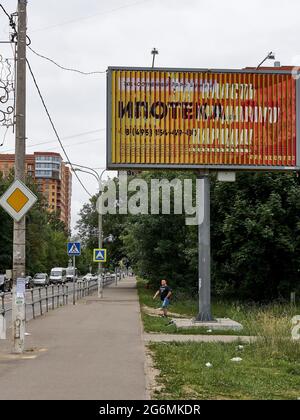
{"left": 93, "top": 249, "right": 107, "bottom": 262}
{"left": 68, "top": 242, "right": 81, "bottom": 256}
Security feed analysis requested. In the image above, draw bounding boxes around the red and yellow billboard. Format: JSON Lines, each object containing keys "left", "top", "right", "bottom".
{"left": 107, "top": 67, "right": 300, "bottom": 170}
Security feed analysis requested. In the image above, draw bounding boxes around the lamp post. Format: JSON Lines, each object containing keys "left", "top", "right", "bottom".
{"left": 66, "top": 163, "right": 106, "bottom": 298}
{"left": 256, "top": 51, "right": 275, "bottom": 69}
{"left": 151, "top": 48, "right": 159, "bottom": 68}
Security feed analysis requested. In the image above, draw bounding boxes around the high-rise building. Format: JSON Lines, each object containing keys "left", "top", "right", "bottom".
{"left": 0, "top": 152, "right": 72, "bottom": 229}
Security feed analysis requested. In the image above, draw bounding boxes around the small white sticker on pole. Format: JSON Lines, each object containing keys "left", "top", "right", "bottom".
{"left": 16, "top": 278, "right": 26, "bottom": 297}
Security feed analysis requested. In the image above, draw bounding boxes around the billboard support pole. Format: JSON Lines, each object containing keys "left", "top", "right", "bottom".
{"left": 195, "top": 172, "right": 214, "bottom": 322}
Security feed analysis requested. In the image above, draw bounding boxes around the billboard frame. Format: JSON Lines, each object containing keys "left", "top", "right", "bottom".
{"left": 106, "top": 66, "right": 300, "bottom": 172}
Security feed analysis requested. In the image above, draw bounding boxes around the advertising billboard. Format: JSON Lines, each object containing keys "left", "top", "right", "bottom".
{"left": 107, "top": 67, "right": 300, "bottom": 171}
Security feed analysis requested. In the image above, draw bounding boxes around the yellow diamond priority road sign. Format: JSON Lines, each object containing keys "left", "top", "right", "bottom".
{"left": 0, "top": 179, "right": 37, "bottom": 222}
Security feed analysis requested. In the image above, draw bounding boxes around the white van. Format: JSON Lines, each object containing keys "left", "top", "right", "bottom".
{"left": 50, "top": 268, "right": 67, "bottom": 284}
{"left": 66, "top": 267, "right": 77, "bottom": 282}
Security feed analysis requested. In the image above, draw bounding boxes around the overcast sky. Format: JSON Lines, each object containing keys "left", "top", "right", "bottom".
{"left": 1, "top": 0, "right": 300, "bottom": 232}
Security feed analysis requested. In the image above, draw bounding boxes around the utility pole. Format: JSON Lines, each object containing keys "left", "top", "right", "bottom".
{"left": 12, "top": 0, "right": 27, "bottom": 354}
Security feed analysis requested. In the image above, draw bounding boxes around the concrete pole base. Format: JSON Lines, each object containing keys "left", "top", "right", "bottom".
{"left": 195, "top": 312, "right": 215, "bottom": 323}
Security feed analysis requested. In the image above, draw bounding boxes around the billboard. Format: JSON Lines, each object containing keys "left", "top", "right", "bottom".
{"left": 107, "top": 67, "right": 300, "bottom": 171}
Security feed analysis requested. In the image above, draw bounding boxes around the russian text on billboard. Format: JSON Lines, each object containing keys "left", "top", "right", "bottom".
{"left": 107, "top": 68, "right": 299, "bottom": 170}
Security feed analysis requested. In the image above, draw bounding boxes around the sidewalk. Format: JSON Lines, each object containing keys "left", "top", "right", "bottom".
{"left": 144, "top": 333, "right": 255, "bottom": 343}
{"left": 0, "top": 277, "right": 148, "bottom": 400}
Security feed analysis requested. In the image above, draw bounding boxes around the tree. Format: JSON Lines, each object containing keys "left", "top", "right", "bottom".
{"left": 0, "top": 172, "right": 14, "bottom": 272}
{"left": 76, "top": 192, "right": 128, "bottom": 272}
{"left": 75, "top": 171, "right": 300, "bottom": 301}
{"left": 0, "top": 171, "right": 68, "bottom": 275}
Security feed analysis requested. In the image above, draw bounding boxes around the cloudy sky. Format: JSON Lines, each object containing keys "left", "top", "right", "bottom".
{"left": 1, "top": 0, "right": 300, "bottom": 232}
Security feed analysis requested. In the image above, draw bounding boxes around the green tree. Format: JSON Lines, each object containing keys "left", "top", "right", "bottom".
{"left": 76, "top": 192, "right": 128, "bottom": 272}
{"left": 0, "top": 171, "right": 68, "bottom": 275}
{"left": 75, "top": 171, "right": 300, "bottom": 301}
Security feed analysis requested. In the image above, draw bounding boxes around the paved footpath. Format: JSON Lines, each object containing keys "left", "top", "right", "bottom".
{"left": 0, "top": 277, "right": 148, "bottom": 400}
{"left": 144, "top": 334, "right": 255, "bottom": 343}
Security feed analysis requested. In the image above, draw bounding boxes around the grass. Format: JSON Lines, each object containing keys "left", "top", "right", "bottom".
{"left": 141, "top": 313, "right": 239, "bottom": 335}
{"left": 138, "top": 279, "right": 300, "bottom": 399}
{"left": 138, "top": 278, "right": 300, "bottom": 337}
{"left": 149, "top": 341, "right": 300, "bottom": 400}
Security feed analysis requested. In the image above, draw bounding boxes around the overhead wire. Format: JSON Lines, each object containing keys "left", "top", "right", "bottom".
{"left": 31, "top": 0, "right": 151, "bottom": 32}
{"left": 1, "top": 128, "right": 105, "bottom": 152}
{"left": 0, "top": 3, "right": 17, "bottom": 41}
{"left": 0, "top": 3, "right": 16, "bottom": 146}
{"left": 26, "top": 58, "right": 93, "bottom": 198}
{"left": 1, "top": 2, "right": 104, "bottom": 198}
{"left": 0, "top": 4, "right": 10, "bottom": 20}
{"left": 28, "top": 46, "right": 106, "bottom": 75}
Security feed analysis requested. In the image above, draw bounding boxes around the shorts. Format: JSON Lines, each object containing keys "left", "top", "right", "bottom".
{"left": 161, "top": 298, "right": 170, "bottom": 309}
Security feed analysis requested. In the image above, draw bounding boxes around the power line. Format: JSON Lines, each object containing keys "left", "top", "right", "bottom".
{"left": 41, "top": 137, "right": 104, "bottom": 152}
{"left": 0, "top": 4, "right": 10, "bottom": 20}
{"left": 26, "top": 58, "right": 93, "bottom": 198}
{"left": 0, "top": 3, "right": 17, "bottom": 41}
{"left": 28, "top": 46, "right": 106, "bottom": 75}
{"left": 32, "top": 0, "right": 151, "bottom": 33}
{"left": 25, "top": 129, "right": 104, "bottom": 149}
{"left": 0, "top": 132, "right": 105, "bottom": 153}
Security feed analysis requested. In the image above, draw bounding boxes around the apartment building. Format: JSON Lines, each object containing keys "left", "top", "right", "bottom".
{"left": 0, "top": 152, "right": 72, "bottom": 229}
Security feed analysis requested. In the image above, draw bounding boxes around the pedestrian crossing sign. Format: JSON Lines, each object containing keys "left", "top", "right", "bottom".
{"left": 68, "top": 242, "right": 81, "bottom": 256}
{"left": 93, "top": 248, "right": 107, "bottom": 263}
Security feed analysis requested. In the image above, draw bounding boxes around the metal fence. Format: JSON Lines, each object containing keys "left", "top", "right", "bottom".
{"left": 0, "top": 273, "right": 119, "bottom": 321}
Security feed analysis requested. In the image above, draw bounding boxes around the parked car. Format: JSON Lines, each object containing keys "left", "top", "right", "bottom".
{"left": 0, "top": 274, "right": 12, "bottom": 293}
{"left": 83, "top": 273, "right": 98, "bottom": 282}
{"left": 33, "top": 273, "right": 49, "bottom": 287}
{"left": 25, "top": 276, "right": 33, "bottom": 289}
{"left": 83, "top": 273, "right": 92, "bottom": 281}
{"left": 50, "top": 268, "right": 67, "bottom": 284}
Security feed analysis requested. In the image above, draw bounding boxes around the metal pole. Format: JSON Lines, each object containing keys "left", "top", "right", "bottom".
{"left": 98, "top": 182, "right": 103, "bottom": 298}
{"left": 151, "top": 48, "right": 158, "bottom": 68}
{"left": 73, "top": 255, "right": 76, "bottom": 305}
{"left": 65, "top": 165, "right": 105, "bottom": 299}
{"left": 195, "top": 173, "right": 214, "bottom": 322}
{"left": 291, "top": 292, "right": 296, "bottom": 305}
{"left": 12, "top": 0, "right": 27, "bottom": 354}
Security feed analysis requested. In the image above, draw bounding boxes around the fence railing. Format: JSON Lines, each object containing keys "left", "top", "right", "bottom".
{"left": 0, "top": 272, "right": 121, "bottom": 321}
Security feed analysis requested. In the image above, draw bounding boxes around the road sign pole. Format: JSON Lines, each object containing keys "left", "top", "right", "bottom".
{"left": 98, "top": 196, "right": 103, "bottom": 299}
{"left": 195, "top": 172, "right": 214, "bottom": 322}
{"left": 12, "top": 0, "right": 27, "bottom": 354}
{"left": 73, "top": 255, "right": 76, "bottom": 305}
{"left": 67, "top": 242, "right": 80, "bottom": 304}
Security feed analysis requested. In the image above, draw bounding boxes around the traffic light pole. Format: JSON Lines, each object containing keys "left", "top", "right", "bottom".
{"left": 12, "top": 0, "right": 27, "bottom": 354}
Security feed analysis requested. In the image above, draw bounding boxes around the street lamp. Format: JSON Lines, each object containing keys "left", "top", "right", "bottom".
{"left": 151, "top": 48, "right": 159, "bottom": 68}
{"left": 66, "top": 162, "right": 107, "bottom": 298}
{"left": 256, "top": 51, "right": 275, "bottom": 69}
